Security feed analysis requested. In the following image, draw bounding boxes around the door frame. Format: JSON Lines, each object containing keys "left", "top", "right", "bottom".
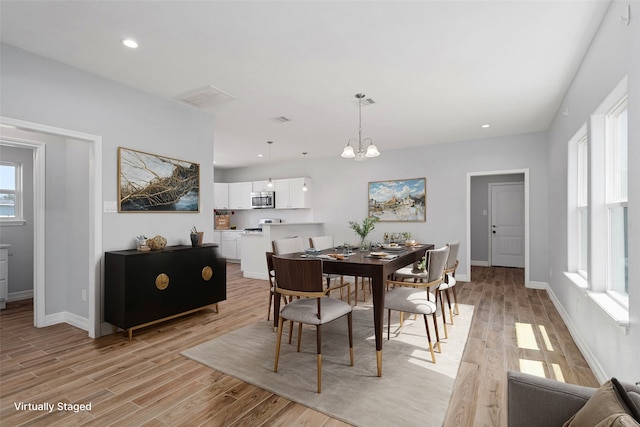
{"left": 0, "top": 116, "right": 102, "bottom": 338}
{"left": 488, "top": 181, "right": 525, "bottom": 268}
{"left": 466, "top": 169, "right": 530, "bottom": 286}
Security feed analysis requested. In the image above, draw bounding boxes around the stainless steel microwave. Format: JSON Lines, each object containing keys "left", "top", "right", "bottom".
{"left": 250, "top": 191, "right": 275, "bottom": 209}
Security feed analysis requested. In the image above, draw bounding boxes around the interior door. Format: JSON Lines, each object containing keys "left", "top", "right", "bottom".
{"left": 490, "top": 183, "right": 524, "bottom": 268}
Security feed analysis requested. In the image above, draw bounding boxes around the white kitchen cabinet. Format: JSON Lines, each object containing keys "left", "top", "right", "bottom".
{"left": 220, "top": 231, "right": 241, "bottom": 261}
{"left": 252, "top": 180, "right": 273, "bottom": 192}
{"left": 0, "top": 245, "right": 9, "bottom": 310}
{"left": 228, "top": 182, "right": 252, "bottom": 210}
{"left": 275, "top": 177, "right": 311, "bottom": 209}
{"left": 214, "top": 182, "right": 229, "bottom": 209}
{"left": 274, "top": 179, "right": 290, "bottom": 209}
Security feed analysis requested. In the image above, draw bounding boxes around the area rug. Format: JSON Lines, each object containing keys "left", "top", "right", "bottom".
{"left": 181, "top": 302, "right": 474, "bottom": 427}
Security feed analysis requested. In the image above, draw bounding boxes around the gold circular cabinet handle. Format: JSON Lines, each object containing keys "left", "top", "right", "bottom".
{"left": 155, "top": 273, "right": 169, "bottom": 290}
{"left": 202, "top": 266, "right": 213, "bottom": 281}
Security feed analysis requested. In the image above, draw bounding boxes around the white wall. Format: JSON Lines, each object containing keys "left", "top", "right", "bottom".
{"left": 546, "top": 0, "right": 639, "bottom": 381}
{"left": 223, "top": 131, "right": 549, "bottom": 284}
{"left": 0, "top": 43, "right": 215, "bottom": 329}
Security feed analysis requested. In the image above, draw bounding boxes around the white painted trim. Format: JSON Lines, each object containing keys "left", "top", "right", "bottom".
{"left": 471, "top": 260, "right": 490, "bottom": 267}
{"left": 7, "top": 290, "right": 34, "bottom": 302}
{"left": 0, "top": 116, "right": 103, "bottom": 338}
{"left": 527, "top": 281, "right": 548, "bottom": 290}
{"left": 0, "top": 135, "right": 46, "bottom": 329}
{"left": 455, "top": 274, "right": 469, "bottom": 282}
{"left": 545, "top": 285, "right": 608, "bottom": 383}
{"left": 42, "top": 311, "right": 89, "bottom": 332}
{"left": 466, "top": 169, "right": 530, "bottom": 286}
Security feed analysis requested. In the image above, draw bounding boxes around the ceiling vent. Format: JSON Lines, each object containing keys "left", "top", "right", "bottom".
{"left": 270, "top": 116, "right": 291, "bottom": 123}
{"left": 175, "top": 85, "right": 236, "bottom": 108}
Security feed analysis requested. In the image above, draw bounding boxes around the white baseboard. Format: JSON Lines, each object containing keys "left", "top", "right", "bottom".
{"left": 545, "top": 286, "right": 607, "bottom": 383}
{"left": 471, "top": 260, "right": 489, "bottom": 267}
{"left": 8, "top": 289, "right": 34, "bottom": 301}
{"left": 526, "top": 280, "right": 548, "bottom": 290}
{"left": 42, "top": 311, "right": 89, "bottom": 333}
{"left": 456, "top": 274, "right": 470, "bottom": 282}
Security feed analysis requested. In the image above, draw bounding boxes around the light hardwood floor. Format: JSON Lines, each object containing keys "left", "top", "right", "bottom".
{"left": 0, "top": 265, "right": 599, "bottom": 426}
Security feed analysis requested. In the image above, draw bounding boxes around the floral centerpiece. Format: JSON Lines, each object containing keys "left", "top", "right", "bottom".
{"left": 349, "top": 216, "right": 379, "bottom": 250}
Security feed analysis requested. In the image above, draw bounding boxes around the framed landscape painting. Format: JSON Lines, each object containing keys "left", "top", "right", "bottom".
{"left": 118, "top": 147, "right": 200, "bottom": 212}
{"left": 368, "top": 178, "right": 426, "bottom": 222}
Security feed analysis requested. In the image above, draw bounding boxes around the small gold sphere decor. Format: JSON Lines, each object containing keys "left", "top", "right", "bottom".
{"left": 147, "top": 235, "right": 167, "bottom": 250}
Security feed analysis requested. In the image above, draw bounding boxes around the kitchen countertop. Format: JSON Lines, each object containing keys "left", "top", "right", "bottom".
{"left": 262, "top": 222, "right": 323, "bottom": 226}
{"left": 239, "top": 222, "right": 324, "bottom": 280}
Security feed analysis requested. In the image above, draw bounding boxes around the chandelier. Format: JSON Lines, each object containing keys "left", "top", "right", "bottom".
{"left": 341, "top": 93, "right": 380, "bottom": 161}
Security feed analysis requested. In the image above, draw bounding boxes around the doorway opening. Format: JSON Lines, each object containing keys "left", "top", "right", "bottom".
{"left": 0, "top": 116, "right": 102, "bottom": 338}
{"left": 466, "top": 169, "right": 530, "bottom": 286}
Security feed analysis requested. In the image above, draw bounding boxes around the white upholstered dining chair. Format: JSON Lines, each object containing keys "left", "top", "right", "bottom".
{"left": 308, "top": 236, "right": 351, "bottom": 305}
{"left": 272, "top": 256, "right": 353, "bottom": 393}
{"left": 272, "top": 236, "right": 304, "bottom": 255}
{"left": 309, "top": 235, "right": 368, "bottom": 305}
{"left": 384, "top": 245, "right": 449, "bottom": 363}
{"left": 439, "top": 242, "right": 460, "bottom": 324}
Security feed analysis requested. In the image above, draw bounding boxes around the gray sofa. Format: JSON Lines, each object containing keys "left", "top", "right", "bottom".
{"left": 507, "top": 371, "right": 640, "bottom": 427}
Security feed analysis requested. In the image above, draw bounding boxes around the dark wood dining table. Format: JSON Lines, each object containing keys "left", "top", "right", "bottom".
{"left": 273, "top": 243, "right": 433, "bottom": 377}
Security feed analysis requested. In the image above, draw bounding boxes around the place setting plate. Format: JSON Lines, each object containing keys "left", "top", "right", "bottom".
{"left": 370, "top": 251, "right": 390, "bottom": 258}
{"left": 381, "top": 244, "right": 405, "bottom": 251}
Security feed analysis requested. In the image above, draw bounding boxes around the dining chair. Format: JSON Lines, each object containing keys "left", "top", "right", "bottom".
{"left": 308, "top": 236, "right": 351, "bottom": 305}
{"left": 267, "top": 251, "right": 299, "bottom": 341}
{"left": 384, "top": 245, "right": 449, "bottom": 364}
{"left": 272, "top": 236, "right": 304, "bottom": 255}
{"left": 272, "top": 256, "right": 353, "bottom": 393}
{"left": 439, "top": 242, "right": 460, "bottom": 324}
{"left": 266, "top": 251, "right": 288, "bottom": 322}
{"left": 392, "top": 259, "right": 428, "bottom": 283}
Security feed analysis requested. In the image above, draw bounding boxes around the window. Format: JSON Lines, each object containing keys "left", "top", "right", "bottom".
{"left": 577, "top": 134, "right": 589, "bottom": 277}
{"left": 606, "top": 98, "right": 628, "bottom": 298}
{"left": 0, "top": 161, "right": 22, "bottom": 221}
{"left": 567, "top": 76, "right": 629, "bottom": 324}
{"left": 567, "top": 127, "right": 588, "bottom": 280}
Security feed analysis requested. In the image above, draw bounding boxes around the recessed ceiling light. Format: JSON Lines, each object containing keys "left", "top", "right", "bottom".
{"left": 258, "top": 154, "right": 264, "bottom": 158}
{"left": 481, "top": 124, "right": 491, "bottom": 128}
{"left": 122, "top": 39, "right": 139, "bottom": 49}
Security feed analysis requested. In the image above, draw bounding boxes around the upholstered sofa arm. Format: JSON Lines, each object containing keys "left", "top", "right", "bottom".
{"left": 507, "top": 371, "right": 596, "bottom": 427}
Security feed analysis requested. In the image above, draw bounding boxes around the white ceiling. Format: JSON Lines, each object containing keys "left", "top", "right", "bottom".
{"left": 0, "top": 1, "right": 610, "bottom": 168}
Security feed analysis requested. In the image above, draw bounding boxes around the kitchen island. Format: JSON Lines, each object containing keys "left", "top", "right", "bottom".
{"left": 240, "top": 222, "right": 323, "bottom": 279}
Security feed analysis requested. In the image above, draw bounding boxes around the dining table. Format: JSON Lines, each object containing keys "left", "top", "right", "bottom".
{"left": 273, "top": 243, "right": 433, "bottom": 377}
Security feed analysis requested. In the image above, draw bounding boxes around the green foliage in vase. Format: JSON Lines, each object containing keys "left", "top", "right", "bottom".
{"left": 349, "top": 216, "right": 380, "bottom": 240}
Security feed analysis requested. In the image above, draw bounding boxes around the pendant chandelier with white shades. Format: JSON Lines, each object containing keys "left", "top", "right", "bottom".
{"left": 302, "top": 152, "right": 308, "bottom": 192}
{"left": 266, "top": 141, "right": 274, "bottom": 188}
{"left": 341, "top": 93, "right": 380, "bottom": 161}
